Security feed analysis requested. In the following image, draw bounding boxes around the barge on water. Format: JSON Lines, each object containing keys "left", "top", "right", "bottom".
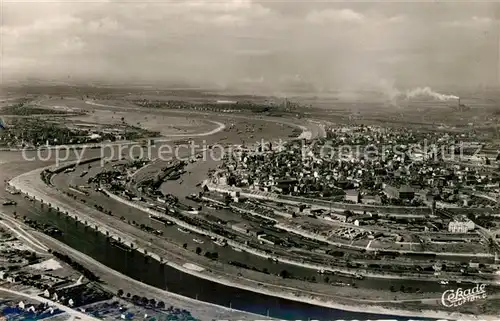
{"left": 109, "top": 239, "right": 133, "bottom": 252}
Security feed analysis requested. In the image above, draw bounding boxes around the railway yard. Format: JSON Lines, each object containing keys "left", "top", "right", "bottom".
{"left": 1, "top": 91, "right": 500, "bottom": 320}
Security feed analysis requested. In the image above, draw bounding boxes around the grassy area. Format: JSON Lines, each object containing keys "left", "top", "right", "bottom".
{"left": 0, "top": 118, "right": 89, "bottom": 147}
{"left": 1, "top": 103, "right": 73, "bottom": 116}
{"left": 0, "top": 118, "right": 160, "bottom": 147}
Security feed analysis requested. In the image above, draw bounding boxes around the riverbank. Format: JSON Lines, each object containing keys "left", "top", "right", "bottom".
{"left": 27, "top": 229, "right": 272, "bottom": 321}
{"left": 9, "top": 164, "right": 500, "bottom": 320}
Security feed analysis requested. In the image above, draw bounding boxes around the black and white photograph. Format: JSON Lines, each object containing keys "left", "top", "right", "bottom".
{"left": 0, "top": 1, "right": 499, "bottom": 320}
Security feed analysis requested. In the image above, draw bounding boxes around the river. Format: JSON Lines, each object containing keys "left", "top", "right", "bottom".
{"left": 18, "top": 205, "right": 440, "bottom": 321}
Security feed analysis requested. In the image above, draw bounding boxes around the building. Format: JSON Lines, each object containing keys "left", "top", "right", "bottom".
{"left": 425, "top": 194, "right": 435, "bottom": 203}
{"left": 325, "top": 212, "right": 347, "bottom": 222}
{"left": 231, "top": 222, "right": 260, "bottom": 236}
{"left": 399, "top": 185, "right": 415, "bottom": 200}
{"left": 233, "top": 194, "right": 247, "bottom": 202}
{"left": 448, "top": 221, "right": 475, "bottom": 233}
{"left": 383, "top": 184, "right": 399, "bottom": 199}
{"left": 383, "top": 184, "right": 415, "bottom": 200}
{"left": 231, "top": 222, "right": 249, "bottom": 235}
{"left": 257, "top": 234, "right": 275, "bottom": 245}
{"left": 216, "top": 100, "right": 237, "bottom": 104}
{"left": 361, "top": 195, "right": 381, "bottom": 205}
{"left": 344, "top": 189, "right": 360, "bottom": 203}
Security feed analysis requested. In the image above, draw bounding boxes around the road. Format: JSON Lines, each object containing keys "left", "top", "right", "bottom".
{"left": 0, "top": 287, "right": 101, "bottom": 321}
{"left": 26, "top": 229, "right": 267, "bottom": 321}
{"left": 0, "top": 213, "right": 49, "bottom": 253}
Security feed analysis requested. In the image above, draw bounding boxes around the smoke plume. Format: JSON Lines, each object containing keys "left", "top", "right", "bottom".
{"left": 378, "top": 79, "right": 401, "bottom": 102}
{"left": 404, "top": 86, "right": 459, "bottom": 101}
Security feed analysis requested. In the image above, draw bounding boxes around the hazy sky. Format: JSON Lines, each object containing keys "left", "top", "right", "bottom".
{"left": 1, "top": 0, "right": 499, "bottom": 94}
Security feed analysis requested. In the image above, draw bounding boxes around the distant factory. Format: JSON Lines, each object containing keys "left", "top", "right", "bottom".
{"left": 455, "top": 97, "right": 470, "bottom": 111}
{"left": 216, "top": 100, "right": 237, "bottom": 104}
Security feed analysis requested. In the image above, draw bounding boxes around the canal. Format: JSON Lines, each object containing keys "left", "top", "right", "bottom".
{"left": 22, "top": 207, "right": 439, "bottom": 321}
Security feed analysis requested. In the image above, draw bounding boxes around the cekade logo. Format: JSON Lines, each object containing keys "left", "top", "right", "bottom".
{"left": 441, "top": 284, "right": 487, "bottom": 307}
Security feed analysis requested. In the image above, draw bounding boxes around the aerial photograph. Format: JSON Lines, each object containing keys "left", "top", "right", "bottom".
{"left": 0, "top": 0, "right": 499, "bottom": 320}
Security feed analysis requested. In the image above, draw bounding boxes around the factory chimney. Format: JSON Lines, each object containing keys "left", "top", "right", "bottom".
{"left": 457, "top": 97, "right": 468, "bottom": 110}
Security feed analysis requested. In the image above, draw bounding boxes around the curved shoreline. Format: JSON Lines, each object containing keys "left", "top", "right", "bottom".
{"left": 7, "top": 165, "right": 268, "bottom": 320}
{"left": 0, "top": 207, "right": 269, "bottom": 320}
{"left": 162, "top": 120, "right": 226, "bottom": 137}
{"left": 8, "top": 165, "right": 498, "bottom": 321}
{"left": 14, "top": 97, "right": 316, "bottom": 153}
{"left": 84, "top": 99, "right": 313, "bottom": 140}
{"left": 27, "top": 229, "right": 272, "bottom": 321}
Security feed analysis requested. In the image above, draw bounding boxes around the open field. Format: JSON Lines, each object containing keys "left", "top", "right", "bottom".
{"left": 39, "top": 98, "right": 223, "bottom": 138}
{"left": 69, "top": 111, "right": 216, "bottom": 137}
